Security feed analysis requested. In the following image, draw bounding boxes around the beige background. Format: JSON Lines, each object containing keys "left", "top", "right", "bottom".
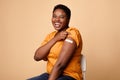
{"left": 0, "top": 0, "right": 120, "bottom": 80}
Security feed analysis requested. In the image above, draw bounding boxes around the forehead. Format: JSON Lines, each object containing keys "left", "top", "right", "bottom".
{"left": 53, "top": 9, "right": 66, "bottom": 15}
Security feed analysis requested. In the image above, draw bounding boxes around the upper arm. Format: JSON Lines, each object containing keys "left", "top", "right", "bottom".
{"left": 55, "top": 28, "right": 82, "bottom": 68}
{"left": 55, "top": 37, "right": 77, "bottom": 68}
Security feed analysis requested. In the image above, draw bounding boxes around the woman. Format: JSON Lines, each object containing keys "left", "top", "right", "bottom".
{"left": 28, "top": 4, "right": 83, "bottom": 80}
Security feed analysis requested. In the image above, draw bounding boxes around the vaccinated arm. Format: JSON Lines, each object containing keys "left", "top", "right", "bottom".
{"left": 48, "top": 37, "right": 77, "bottom": 80}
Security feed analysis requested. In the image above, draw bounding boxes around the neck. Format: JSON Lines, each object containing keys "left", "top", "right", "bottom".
{"left": 58, "top": 26, "right": 69, "bottom": 32}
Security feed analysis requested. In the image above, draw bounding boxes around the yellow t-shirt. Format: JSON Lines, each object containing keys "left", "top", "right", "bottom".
{"left": 41, "top": 27, "right": 83, "bottom": 80}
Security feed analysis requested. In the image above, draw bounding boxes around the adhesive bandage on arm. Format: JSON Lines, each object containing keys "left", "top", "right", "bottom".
{"left": 65, "top": 39, "right": 73, "bottom": 44}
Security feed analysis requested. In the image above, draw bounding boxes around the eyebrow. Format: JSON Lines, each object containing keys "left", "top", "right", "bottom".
{"left": 53, "top": 13, "right": 67, "bottom": 16}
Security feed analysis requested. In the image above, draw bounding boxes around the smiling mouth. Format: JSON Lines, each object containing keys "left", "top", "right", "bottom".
{"left": 54, "top": 22, "right": 61, "bottom": 27}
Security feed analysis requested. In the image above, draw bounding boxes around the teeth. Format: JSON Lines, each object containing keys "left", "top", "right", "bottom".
{"left": 54, "top": 23, "right": 60, "bottom": 27}
{"left": 55, "top": 23, "right": 60, "bottom": 25}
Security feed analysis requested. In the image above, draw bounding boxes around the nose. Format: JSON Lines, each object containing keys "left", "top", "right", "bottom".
{"left": 55, "top": 17, "right": 60, "bottom": 22}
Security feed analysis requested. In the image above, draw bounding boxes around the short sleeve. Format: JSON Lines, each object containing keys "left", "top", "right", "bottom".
{"left": 66, "top": 27, "right": 82, "bottom": 47}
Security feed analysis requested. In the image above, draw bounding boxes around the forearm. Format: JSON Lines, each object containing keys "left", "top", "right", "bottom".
{"left": 34, "top": 38, "right": 57, "bottom": 61}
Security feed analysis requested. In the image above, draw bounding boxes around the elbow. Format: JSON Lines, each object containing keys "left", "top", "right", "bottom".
{"left": 55, "top": 62, "right": 66, "bottom": 71}
{"left": 34, "top": 56, "right": 40, "bottom": 61}
{"left": 34, "top": 54, "right": 42, "bottom": 61}
{"left": 34, "top": 50, "right": 44, "bottom": 61}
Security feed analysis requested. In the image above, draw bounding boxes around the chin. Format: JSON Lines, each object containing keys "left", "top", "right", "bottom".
{"left": 55, "top": 29, "right": 60, "bottom": 31}
{"left": 54, "top": 27, "right": 61, "bottom": 31}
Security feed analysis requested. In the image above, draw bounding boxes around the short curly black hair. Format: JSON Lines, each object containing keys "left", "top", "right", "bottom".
{"left": 53, "top": 4, "right": 71, "bottom": 20}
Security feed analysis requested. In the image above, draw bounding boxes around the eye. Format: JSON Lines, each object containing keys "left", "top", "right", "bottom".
{"left": 52, "top": 15, "right": 57, "bottom": 18}
{"left": 60, "top": 15, "right": 65, "bottom": 19}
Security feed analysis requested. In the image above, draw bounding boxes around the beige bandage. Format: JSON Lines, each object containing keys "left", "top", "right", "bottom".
{"left": 65, "top": 39, "right": 73, "bottom": 43}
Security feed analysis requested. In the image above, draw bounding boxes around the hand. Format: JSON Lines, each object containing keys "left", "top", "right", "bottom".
{"left": 54, "top": 31, "right": 68, "bottom": 41}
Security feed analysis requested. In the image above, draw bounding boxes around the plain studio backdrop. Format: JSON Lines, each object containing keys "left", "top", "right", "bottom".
{"left": 0, "top": 0, "right": 120, "bottom": 80}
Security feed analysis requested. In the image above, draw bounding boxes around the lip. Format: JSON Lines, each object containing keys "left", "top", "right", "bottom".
{"left": 54, "top": 22, "right": 61, "bottom": 28}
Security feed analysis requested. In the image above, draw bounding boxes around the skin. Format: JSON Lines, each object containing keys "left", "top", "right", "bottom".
{"left": 34, "top": 9, "right": 77, "bottom": 80}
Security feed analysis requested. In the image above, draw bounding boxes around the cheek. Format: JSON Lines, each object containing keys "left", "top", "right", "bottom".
{"left": 51, "top": 18, "right": 54, "bottom": 23}
{"left": 61, "top": 19, "right": 68, "bottom": 25}
{"left": 59, "top": 19, "right": 65, "bottom": 23}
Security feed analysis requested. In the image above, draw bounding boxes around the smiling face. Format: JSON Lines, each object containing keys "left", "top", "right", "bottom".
{"left": 52, "top": 9, "right": 69, "bottom": 32}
